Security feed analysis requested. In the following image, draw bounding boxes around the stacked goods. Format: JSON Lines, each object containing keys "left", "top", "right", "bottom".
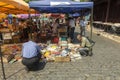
{"left": 68, "top": 44, "right": 82, "bottom": 61}
{"left": 40, "top": 36, "right": 82, "bottom": 62}
{"left": 2, "top": 32, "right": 12, "bottom": 40}
{"left": 12, "top": 35, "right": 21, "bottom": 43}
{"left": 52, "top": 36, "right": 59, "bottom": 44}
{"left": 1, "top": 45, "right": 21, "bottom": 54}
{"left": 69, "top": 52, "right": 82, "bottom": 62}
{"left": 1, "top": 44, "right": 22, "bottom": 63}
{"left": 59, "top": 36, "right": 68, "bottom": 49}
{"left": 1, "top": 42, "right": 82, "bottom": 63}
{"left": 1, "top": 32, "right": 12, "bottom": 43}
{"left": 58, "top": 27, "right": 67, "bottom": 37}
{"left": 58, "top": 27, "right": 66, "bottom": 32}
{"left": 41, "top": 44, "right": 59, "bottom": 62}
{"left": 0, "top": 28, "right": 10, "bottom": 32}
{"left": 8, "top": 24, "right": 14, "bottom": 31}
{"left": 1, "top": 54, "right": 14, "bottom": 63}
{"left": 41, "top": 44, "right": 70, "bottom": 62}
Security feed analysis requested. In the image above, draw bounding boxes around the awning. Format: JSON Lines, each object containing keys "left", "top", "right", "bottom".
{"left": 16, "top": 14, "right": 40, "bottom": 19}
{"left": 29, "top": 0, "right": 93, "bottom": 13}
{"left": 0, "top": 13, "right": 7, "bottom": 21}
{"left": 0, "top": 0, "right": 36, "bottom": 14}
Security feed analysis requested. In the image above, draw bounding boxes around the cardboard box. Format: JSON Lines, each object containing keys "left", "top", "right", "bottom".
{"left": 55, "top": 56, "right": 70, "bottom": 62}
{"left": 58, "top": 28, "right": 67, "bottom": 32}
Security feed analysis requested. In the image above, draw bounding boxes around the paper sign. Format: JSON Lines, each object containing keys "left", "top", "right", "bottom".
{"left": 2, "top": 33, "right": 12, "bottom": 39}
{"left": 50, "top": 2, "right": 70, "bottom": 6}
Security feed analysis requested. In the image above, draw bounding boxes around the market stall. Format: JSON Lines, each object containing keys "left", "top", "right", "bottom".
{"left": 0, "top": 0, "right": 94, "bottom": 63}
{"left": 28, "top": 0, "right": 94, "bottom": 62}
{"left": 1, "top": 42, "right": 82, "bottom": 63}
{"left": 29, "top": 0, "right": 93, "bottom": 38}
{"left": 0, "top": 0, "right": 38, "bottom": 44}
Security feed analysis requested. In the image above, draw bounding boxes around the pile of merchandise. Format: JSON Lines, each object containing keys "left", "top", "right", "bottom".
{"left": 1, "top": 37, "right": 82, "bottom": 63}
{"left": 1, "top": 44, "right": 22, "bottom": 63}
{"left": 41, "top": 43, "right": 82, "bottom": 62}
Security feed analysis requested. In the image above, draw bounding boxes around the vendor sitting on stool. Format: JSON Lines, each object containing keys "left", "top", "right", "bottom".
{"left": 77, "top": 34, "right": 91, "bottom": 56}
{"left": 21, "top": 37, "right": 42, "bottom": 72}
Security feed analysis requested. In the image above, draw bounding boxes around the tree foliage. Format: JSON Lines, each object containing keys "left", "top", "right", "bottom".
{"left": 72, "top": 0, "right": 90, "bottom": 1}
{"left": 24, "top": 0, "right": 33, "bottom": 3}
{"left": 24, "top": 0, "right": 91, "bottom": 3}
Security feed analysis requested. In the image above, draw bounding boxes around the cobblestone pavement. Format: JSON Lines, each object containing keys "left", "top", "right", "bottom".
{"left": 0, "top": 27, "right": 120, "bottom": 80}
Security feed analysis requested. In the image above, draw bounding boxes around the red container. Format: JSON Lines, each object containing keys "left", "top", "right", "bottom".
{"left": 52, "top": 37, "right": 59, "bottom": 43}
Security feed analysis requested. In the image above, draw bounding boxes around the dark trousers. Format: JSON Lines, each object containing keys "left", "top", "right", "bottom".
{"left": 22, "top": 54, "right": 41, "bottom": 71}
{"left": 80, "top": 26, "right": 85, "bottom": 36}
{"left": 70, "top": 27, "right": 75, "bottom": 40}
{"left": 78, "top": 47, "right": 89, "bottom": 56}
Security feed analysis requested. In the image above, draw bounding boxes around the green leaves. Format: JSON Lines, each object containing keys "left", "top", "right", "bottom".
{"left": 23, "top": 0, "right": 33, "bottom": 3}
{"left": 72, "top": 0, "right": 90, "bottom": 2}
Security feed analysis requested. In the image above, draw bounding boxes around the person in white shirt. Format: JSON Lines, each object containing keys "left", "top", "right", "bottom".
{"left": 80, "top": 17, "right": 86, "bottom": 36}
{"left": 52, "top": 19, "right": 59, "bottom": 34}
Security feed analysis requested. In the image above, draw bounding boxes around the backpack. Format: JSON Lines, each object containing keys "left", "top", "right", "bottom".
{"left": 86, "top": 37, "right": 95, "bottom": 47}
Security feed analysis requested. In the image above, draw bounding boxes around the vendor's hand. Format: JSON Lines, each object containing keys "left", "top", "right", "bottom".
{"left": 79, "top": 46, "right": 82, "bottom": 48}
{"left": 41, "top": 55, "right": 45, "bottom": 59}
{"left": 75, "top": 46, "right": 80, "bottom": 48}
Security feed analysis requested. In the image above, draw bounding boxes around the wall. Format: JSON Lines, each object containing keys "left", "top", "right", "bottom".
{"left": 94, "top": 0, "right": 120, "bottom": 23}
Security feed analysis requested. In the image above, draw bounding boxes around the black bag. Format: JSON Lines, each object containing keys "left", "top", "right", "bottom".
{"left": 86, "top": 37, "right": 95, "bottom": 47}
{"left": 79, "top": 50, "right": 89, "bottom": 56}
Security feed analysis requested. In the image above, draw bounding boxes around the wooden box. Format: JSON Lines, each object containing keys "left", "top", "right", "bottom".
{"left": 55, "top": 56, "right": 70, "bottom": 62}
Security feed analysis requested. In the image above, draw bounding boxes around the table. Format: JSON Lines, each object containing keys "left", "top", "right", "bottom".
{"left": 93, "top": 21, "right": 120, "bottom": 35}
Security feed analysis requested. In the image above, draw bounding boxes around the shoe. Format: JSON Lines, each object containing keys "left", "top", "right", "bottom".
{"left": 25, "top": 67, "right": 29, "bottom": 73}
{"left": 88, "top": 52, "right": 93, "bottom": 56}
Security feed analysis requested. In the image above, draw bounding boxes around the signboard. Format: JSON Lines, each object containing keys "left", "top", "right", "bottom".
{"left": 50, "top": 2, "right": 70, "bottom": 6}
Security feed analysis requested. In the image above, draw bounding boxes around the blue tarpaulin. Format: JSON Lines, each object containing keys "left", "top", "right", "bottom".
{"left": 29, "top": 0, "right": 93, "bottom": 13}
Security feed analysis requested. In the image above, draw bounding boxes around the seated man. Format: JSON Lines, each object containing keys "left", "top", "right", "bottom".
{"left": 21, "top": 38, "right": 42, "bottom": 72}
{"left": 77, "top": 34, "right": 92, "bottom": 56}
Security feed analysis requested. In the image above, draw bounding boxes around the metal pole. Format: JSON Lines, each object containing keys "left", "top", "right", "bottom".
{"left": 90, "top": 7, "right": 93, "bottom": 40}
{"left": 0, "top": 43, "right": 6, "bottom": 80}
{"left": 35, "top": 12, "right": 39, "bottom": 30}
{"left": 89, "top": 6, "right": 94, "bottom": 56}
{"left": 105, "top": 0, "right": 110, "bottom": 22}
{"left": 28, "top": 9, "right": 32, "bottom": 40}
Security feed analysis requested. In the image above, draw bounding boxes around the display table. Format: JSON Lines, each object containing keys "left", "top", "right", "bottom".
{"left": 93, "top": 21, "right": 120, "bottom": 35}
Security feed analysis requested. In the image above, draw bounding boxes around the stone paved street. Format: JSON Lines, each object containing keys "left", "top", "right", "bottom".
{"left": 0, "top": 27, "right": 120, "bottom": 80}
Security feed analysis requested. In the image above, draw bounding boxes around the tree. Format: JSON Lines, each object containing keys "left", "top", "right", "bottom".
{"left": 24, "top": 0, "right": 34, "bottom": 3}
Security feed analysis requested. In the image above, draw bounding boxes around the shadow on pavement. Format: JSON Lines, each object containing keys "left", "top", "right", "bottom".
{"left": 38, "top": 61, "right": 46, "bottom": 70}
{"left": 6, "top": 61, "right": 46, "bottom": 79}
{"left": 6, "top": 67, "right": 25, "bottom": 79}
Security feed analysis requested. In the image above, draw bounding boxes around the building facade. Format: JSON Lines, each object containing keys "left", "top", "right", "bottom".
{"left": 93, "top": 0, "right": 120, "bottom": 23}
